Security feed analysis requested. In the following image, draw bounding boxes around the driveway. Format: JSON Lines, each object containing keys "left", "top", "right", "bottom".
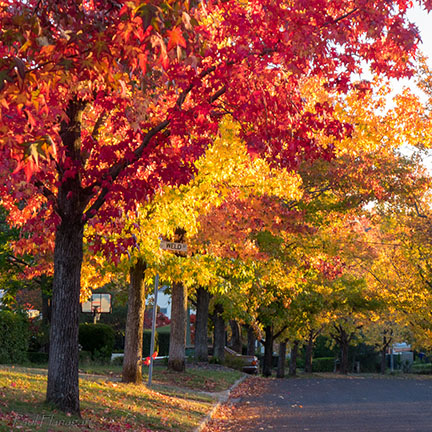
{"left": 206, "top": 375, "right": 432, "bottom": 432}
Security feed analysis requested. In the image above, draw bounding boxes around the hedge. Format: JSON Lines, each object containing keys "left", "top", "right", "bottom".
{"left": 143, "top": 330, "right": 158, "bottom": 357}
{"left": 28, "top": 351, "right": 49, "bottom": 364}
{"left": 143, "top": 328, "right": 170, "bottom": 357}
{"left": 79, "top": 323, "right": 115, "bottom": 361}
{"left": 312, "top": 357, "right": 335, "bottom": 372}
{"left": 0, "top": 310, "right": 29, "bottom": 364}
{"left": 410, "top": 362, "right": 432, "bottom": 374}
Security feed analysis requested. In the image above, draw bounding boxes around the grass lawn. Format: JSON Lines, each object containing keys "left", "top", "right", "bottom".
{"left": 0, "top": 364, "right": 243, "bottom": 432}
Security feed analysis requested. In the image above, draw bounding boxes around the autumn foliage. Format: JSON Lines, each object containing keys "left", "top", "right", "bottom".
{"left": 0, "top": 0, "right": 431, "bottom": 415}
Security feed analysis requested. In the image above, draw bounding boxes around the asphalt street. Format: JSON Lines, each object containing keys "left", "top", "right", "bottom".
{"left": 222, "top": 376, "right": 432, "bottom": 432}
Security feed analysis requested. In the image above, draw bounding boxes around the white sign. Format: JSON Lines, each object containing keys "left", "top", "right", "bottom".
{"left": 160, "top": 240, "right": 187, "bottom": 253}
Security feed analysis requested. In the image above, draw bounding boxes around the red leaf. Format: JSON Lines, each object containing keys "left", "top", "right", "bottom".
{"left": 167, "top": 27, "right": 186, "bottom": 51}
{"left": 138, "top": 53, "right": 147, "bottom": 73}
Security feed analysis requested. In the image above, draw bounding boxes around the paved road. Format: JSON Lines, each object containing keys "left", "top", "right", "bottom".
{"left": 220, "top": 376, "right": 432, "bottom": 432}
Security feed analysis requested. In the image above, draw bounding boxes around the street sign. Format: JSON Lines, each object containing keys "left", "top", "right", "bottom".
{"left": 160, "top": 240, "right": 187, "bottom": 253}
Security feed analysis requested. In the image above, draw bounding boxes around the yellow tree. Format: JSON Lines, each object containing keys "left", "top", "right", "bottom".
{"left": 84, "top": 117, "right": 303, "bottom": 380}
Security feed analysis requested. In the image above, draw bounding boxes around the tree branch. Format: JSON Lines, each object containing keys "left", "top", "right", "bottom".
{"left": 83, "top": 44, "right": 273, "bottom": 221}
{"left": 83, "top": 65, "right": 224, "bottom": 221}
{"left": 322, "top": 8, "right": 359, "bottom": 28}
{"left": 273, "top": 325, "right": 288, "bottom": 340}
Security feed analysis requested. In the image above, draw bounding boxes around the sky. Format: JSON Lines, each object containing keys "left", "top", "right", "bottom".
{"left": 396, "top": 3, "right": 432, "bottom": 94}
{"left": 388, "top": 4, "right": 432, "bottom": 165}
{"left": 408, "top": 3, "right": 432, "bottom": 61}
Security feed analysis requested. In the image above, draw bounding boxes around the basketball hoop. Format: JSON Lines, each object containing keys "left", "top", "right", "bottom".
{"left": 81, "top": 293, "right": 112, "bottom": 323}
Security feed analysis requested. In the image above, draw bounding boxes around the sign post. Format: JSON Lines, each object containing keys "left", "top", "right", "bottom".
{"left": 148, "top": 273, "right": 160, "bottom": 387}
{"left": 147, "top": 239, "right": 187, "bottom": 387}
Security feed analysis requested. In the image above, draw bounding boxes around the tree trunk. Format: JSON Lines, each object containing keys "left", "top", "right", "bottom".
{"left": 195, "top": 286, "right": 210, "bottom": 362}
{"left": 289, "top": 340, "right": 299, "bottom": 376}
{"left": 122, "top": 258, "right": 146, "bottom": 383}
{"left": 381, "top": 335, "right": 390, "bottom": 374}
{"left": 381, "top": 346, "right": 387, "bottom": 374}
{"left": 247, "top": 325, "right": 256, "bottom": 356}
{"left": 40, "top": 275, "right": 52, "bottom": 328}
{"left": 277, "top": 340, "right": 287, "bottom": 378}
{"left": 262, "top": 325, "right": 273, "bottom": 377}
{"left": 340, "top": 331, "right": 349, "bottom": 374}
{"left": 304, "top": 332, "right": 314, "bottom": 373}
{"left": 229, "top": 320, "right": 242, "bottom": 353}
{"left": 46, "top": 219, "right": 83, "bottom": 415}
{"left": 168, "top": 281, "right": 188, "bottom": 371}
{"left": 41, "top": 291, "right": 52, "bottom": 326}
{"left": 213, "top": 303, "right": 225, "bottom": 361}
{"left": 46, "top": 99, "right": 88, "bottom": 415}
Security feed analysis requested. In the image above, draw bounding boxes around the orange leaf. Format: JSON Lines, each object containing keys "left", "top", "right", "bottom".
{"left": 167, "top": 27, "right": 186, "bottom": 51}
{"left": 138, "top": 53, "right": 147, "bottom": 73}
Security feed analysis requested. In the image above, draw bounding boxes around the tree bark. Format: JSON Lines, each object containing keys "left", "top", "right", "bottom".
{"left": 168, "top": 281, "right": 188, "bottom": 371}
{"left": 46, "top": 219, "right": 83, "bottom": 415}
{"left": 213, "top": 303, "right": 225, "bottom": 361}
{"left": 262, "top": 325, "right": 273, "bottom": 377}
{"left": 229, "top": 320, "right": 242, "bottom": 353}
{"left": 247, "top": 325, "right": 256, "bottom": 356}
{"left": 46, "top": 98, "right": 90, "bottom": 415}
{"left": 122, "top": 258, "right": 146, "bottom": 383}
{"left": 340, "top": 337, "right": 349, "bottom": 374}
{"left": 40, "top": 275, "right": 52, "bottom": 328}
{"left": 289, "top": 340, "right": 299, "bottom": 376}
{"left": 381, "top": 346, "right": 387, "bottom": 374}
{"left": 195, "top": 286, "right": 210, "bottom": 362}
{"left": 277, "top": 340, "right": 287, "bottom": 378}
{"left": 304, "top": 332, "right": 314, "bottom": 373}
{"left": 41, "top": 291, "right": 52, "bottom": 326}
{"left": 380, "top": 334, "right": 391, "bottom": 374}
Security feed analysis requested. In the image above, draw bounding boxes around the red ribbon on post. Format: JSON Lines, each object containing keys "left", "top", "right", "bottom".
{"left": 143, "top": 351, "right": 158, "bottom": 366}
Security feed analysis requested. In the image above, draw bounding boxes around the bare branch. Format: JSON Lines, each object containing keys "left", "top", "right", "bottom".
{"left": 413, "top": 199, "right": 428, "bottom": 218}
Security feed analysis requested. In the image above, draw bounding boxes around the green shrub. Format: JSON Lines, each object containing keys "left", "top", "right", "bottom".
{"left": 78, "top": 323, "right": 115, "bottom": 361}
{"left": 111, "top": 355, "right": 124, "bottom": 366}
{"left": 351, "top": 343, "right": 380, "bottom": 373}
{"left": 223, "top": 355, "right": 245, "bottom": 371}
{"left": 143, "top": 328, "right": 170, "bottom": 357}
{"left": 143, "top": 330, "right": 159, "bottom": 357}
{"left": 158, "top": 332, "right": 170, "bottom": 356}
{"left": 312, "top": 357, "right": 335, "bottom": 372}
{"left": 314, "top": 336, "right": 338, "bottom": 358}
{"left": 0, "top": 310, "right": 29, "bottom": 364}
{"left": 93, "top": 346, "right": 113, "bottom": 364}
{"left": 79, "top": 350, "right": 92, "bottom": 365}
{"left": 296, "top": 356, "right": 305, "bottom": 369}
{"left": 410, "top": 362, "right": 432, "bottom": 374}
{"left": 209, "top": 356, "right": 221, "bottom": 364}
{"left": 27, "top": 351, "right": 49, "bottom": 364}
{"left": 28, "top": 319, "right": 50, "bottom": 353}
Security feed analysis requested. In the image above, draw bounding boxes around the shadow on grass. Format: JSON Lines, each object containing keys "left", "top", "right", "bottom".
{"left": 0, "top": 367, "right": 215, "bottom": 432}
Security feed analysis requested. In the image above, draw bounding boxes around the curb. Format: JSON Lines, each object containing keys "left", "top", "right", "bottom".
{"left": 194, "top": 374, "right": 248, "bottom": 432}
